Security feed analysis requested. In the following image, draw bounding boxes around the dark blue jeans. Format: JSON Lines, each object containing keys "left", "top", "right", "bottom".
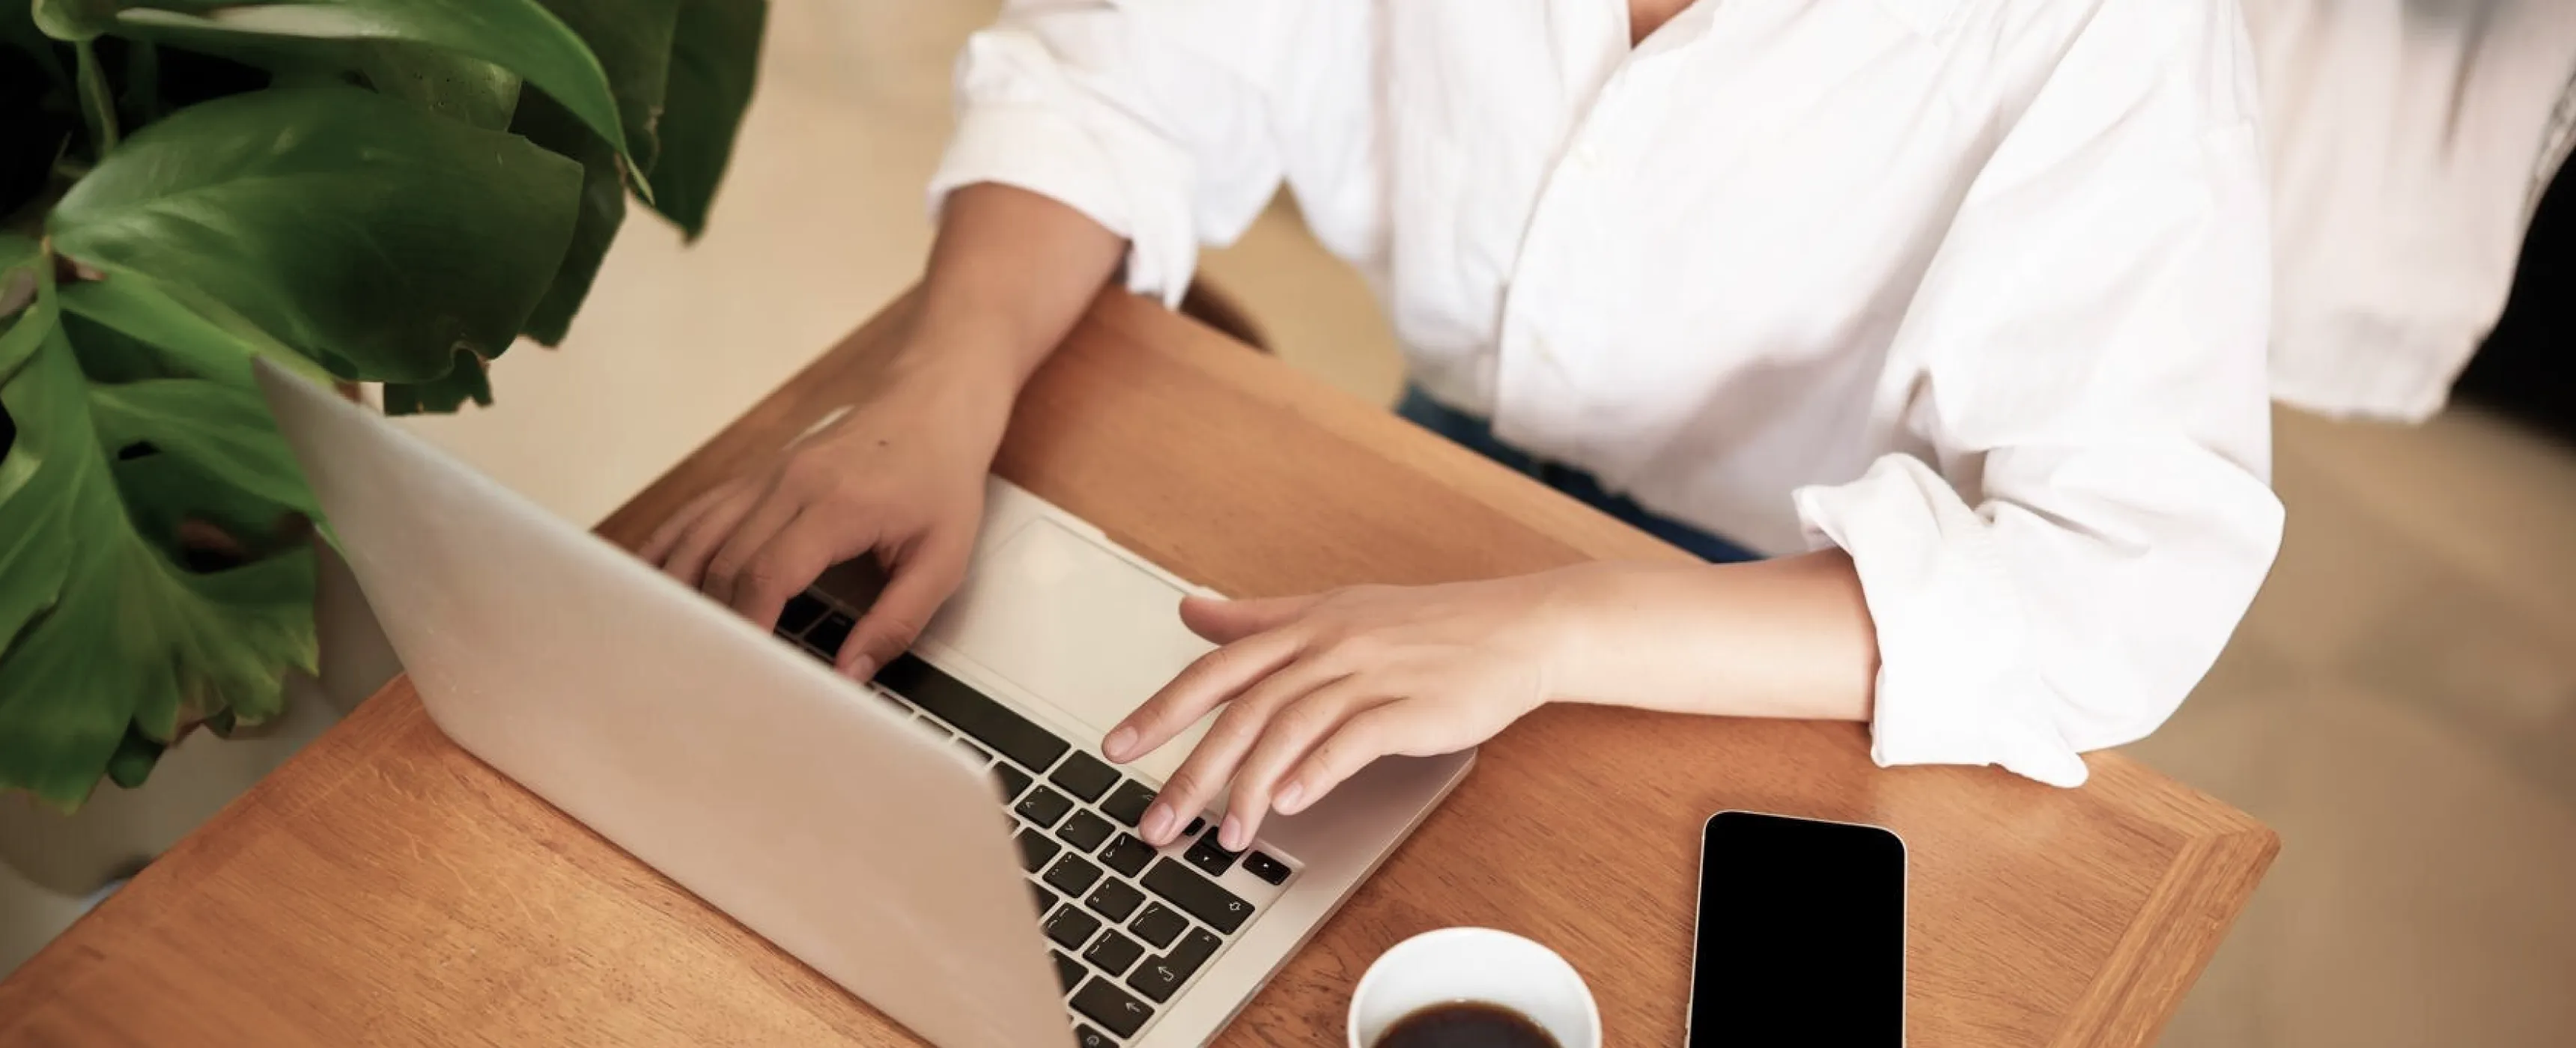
{"left": 1396, "top": 387, "right": 1759, "bottom": 564}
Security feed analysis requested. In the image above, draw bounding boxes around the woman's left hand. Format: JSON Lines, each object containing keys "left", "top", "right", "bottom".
{"left": 1103, "top": 573, "right": 1585, "bottom": 850}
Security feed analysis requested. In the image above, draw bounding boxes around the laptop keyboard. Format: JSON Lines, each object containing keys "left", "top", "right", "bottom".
{"left": 777, "top": 588, "right": 1298, "bottom": 1045}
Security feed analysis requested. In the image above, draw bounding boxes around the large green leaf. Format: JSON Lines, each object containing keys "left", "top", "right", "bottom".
{"left": 46, "top": 87, "right": 581, "bottom": 383}
{"left": 512, "top": 89, "right": 623, "bottom": 346}
{"left": 0, "top": 256, "right": 71, "bottom": 651}
{"left": 531, "top": 0, "right": 677, "bottom": 182}
{"left": 62, "top": 0, "right": 637, "bottom": 174}
{"left": 58, "top": 264, "right": 337, "bottom": 386}
{"left": 382, "top": 347, "right": 490, "bottom": 415}
{"left": 0, "top": 324, "right": 146, "bottom": 807}
{"left": 356, "top": 41, "right": 517, "bottom": 130}
{"left": 0, "top": 315, "right": 317, "bottom": 810}
{"left": 89, "top": 377, "right": 319, "bottom": 518}
{"left": 59, "top": 310, "right": 167, "bottom": 383}
{"left": 103, "top": 728, "right": 163, "bottom": 787}
{"left": 648, "top": 0, "right": 764, "bottom": 238}
{"left": 0, "top": 234, "right": 52, "bottom": 383}
{"left": 114, "top": 449, "right": 306, "bottom": 561}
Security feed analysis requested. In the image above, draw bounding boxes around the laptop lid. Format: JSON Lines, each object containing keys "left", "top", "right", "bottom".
{"left": 255, "top": 360, "right": 1071, "bottom": 1048}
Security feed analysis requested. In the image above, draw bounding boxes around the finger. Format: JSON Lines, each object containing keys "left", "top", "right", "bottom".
{"left": 1278, "top": 701, "right": 1449, "bottom": 815}
{"left": 701, "top": 488, "right": 814, "bottom": 610}
{"left": 1105, "top": 628, "right": 1305, "bottom": 765}
{"left": 1177, "top": 592, "right": 1328, "bottom": 645}
{"left": 638, "top": 486, "right": 732, "bottom": 565}
{"left": 1134, "top": 659, "right": 1345, "bottom": 847}
{"left": 657, "top": 490, "right": 760, "bottom": 587}
{"left": 837, "top": 531, "right": 971, "bottom": 680}
{"left": 724, "top": 506, "right": 860, "bottom": 630}
{"left": 1218, "top": 677, "right": 1392, "bottom": 849}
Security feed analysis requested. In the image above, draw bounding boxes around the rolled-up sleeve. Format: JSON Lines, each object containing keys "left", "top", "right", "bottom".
{"left": 1793, "top": 0, "right": 2285, "bottom": 787}
{"left": 929, "top": 1, "right": 1290, "bottom": 306}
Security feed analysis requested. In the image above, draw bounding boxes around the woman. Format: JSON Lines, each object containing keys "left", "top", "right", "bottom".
{"left": 645, "top": 0, "right": 2283, "bottom": 853}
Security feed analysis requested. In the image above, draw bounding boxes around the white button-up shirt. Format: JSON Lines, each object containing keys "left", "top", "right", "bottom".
{"left": 930, "top": 0, "right": 2285, "bottom": 786}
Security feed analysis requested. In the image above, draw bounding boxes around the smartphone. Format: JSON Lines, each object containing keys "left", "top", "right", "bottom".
{"left": 1686, "top": 811, "right": 1907, "bottom": 1046}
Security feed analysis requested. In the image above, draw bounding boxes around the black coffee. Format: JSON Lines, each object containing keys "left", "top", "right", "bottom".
{"left": 1373, "top": 1002, "right": 1561, "bottom": 1048}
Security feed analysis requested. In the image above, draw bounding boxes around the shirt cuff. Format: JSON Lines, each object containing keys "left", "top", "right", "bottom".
{"left": 926, "top": 102, "right": 1198, "bottom": 308}
{"left": 1793, "top": 454, "right": 2093, "bottom": 787}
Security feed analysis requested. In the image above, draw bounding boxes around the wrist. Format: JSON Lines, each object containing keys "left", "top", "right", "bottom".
{"left": 1529, "top": 561, "right": 1658, "bottom": 706}
{"left": 879, "top": 328, "right": 1025, "bottom": 436}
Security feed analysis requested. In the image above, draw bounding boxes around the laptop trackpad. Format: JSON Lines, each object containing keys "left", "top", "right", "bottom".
{"left": 925, "top": 520, "right": 1217, "bottom": 785}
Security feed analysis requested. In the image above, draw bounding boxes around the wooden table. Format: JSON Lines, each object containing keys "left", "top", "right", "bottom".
{"left": 0, "top": 290, "right": 2276, "bottom": 1047}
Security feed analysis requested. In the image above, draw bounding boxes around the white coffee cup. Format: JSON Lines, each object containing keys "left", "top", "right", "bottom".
{"left": 1346, "top": 927, "right": 1602, "bottom": 1048}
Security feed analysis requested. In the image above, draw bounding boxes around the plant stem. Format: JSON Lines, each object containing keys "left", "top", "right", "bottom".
{"left": 119, "top": 40, "right": 160, "bottom": 126}
{"left": 73, "top": 39, "right": 119, "bottom": 154}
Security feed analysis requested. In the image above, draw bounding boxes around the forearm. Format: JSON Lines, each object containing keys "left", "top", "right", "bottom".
{"left": 1549, "top": 552, "right": 1880, "bottom": 722}
{"left": 894, "top": 183, "right": 1127, "bottom": 402}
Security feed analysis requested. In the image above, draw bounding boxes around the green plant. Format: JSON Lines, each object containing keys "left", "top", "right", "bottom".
{"left": 0, "top": 0, "right": 766, "bottom": 810}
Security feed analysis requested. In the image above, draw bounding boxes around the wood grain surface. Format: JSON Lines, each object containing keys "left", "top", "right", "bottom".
{"left": 0, "top": 290, "right": 2276, "bottom": 1047}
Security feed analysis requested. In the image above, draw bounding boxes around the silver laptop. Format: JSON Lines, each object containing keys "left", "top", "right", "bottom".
{"left": 255, "top": 359, "right": 1474, "bottom": 1047}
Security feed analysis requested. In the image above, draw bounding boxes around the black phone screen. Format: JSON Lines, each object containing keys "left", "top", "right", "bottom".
{"left": 1687, "top": 811, "right": 1907, "bottom": 1047}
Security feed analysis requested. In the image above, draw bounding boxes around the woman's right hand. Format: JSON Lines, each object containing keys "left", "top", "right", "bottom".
{"left": 639, "top": 348, "right": 1014, "bottom": 680}
{"left": 643, "top": 182, "right": 1130, "bottom": 675}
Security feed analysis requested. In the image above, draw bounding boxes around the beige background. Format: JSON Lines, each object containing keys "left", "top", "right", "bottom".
{"left": 5, "top": 2, "right": 2574, "bottom": 1045}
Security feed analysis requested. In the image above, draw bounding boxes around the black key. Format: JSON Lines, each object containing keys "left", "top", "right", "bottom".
{"left": 1029, "top": 880, "right": 1058, "bottom": 914}
{"left": 780, "top": 592, "right": 829, "bottom": 634}
{"left": 1074, "top": 1026, "right": 1116, "bottom": 1048}
{"left": 953, "top": 736, "right": 991, "bottom": 765}
{"left": 1084, "top": 929, "right": 1146, "bottom": 978}
{"left": 1045, "top": 854, "right": 1105, "bottom": 897}
{"left": 1140, "top": 858, "right": 1254, "bottom": 933}
{"left": 1015, "top": 786, "right": 1075, "bottom": 829}
{"left": 1183, "top": 826, "right": 1240, "bottom": 877}
{"left": 1056, "top": 811, "right": 1114, "bottom": 853}
{"left": 1049, "top": 751, "right": 1120, "bottom": 802}
{"left": 1084, "top": 878, "right": 1145, "bottom": 922}
{"left": 805, "top": 612, "right": 854, "bottom": 656}
{"left": 875, "top": 654, "right": 1069, "bottom": 773}
{"left": 1171, "top": 927, "right": 1220, "bottom": 968}
{"left": 1126, "top": 928, "right": 1220, "bottom": 1004}
{"left": 1243, "top": 851, "right": 1291, "bottom": 886}
{"left": 1071, "top": 978, "right": 1154, "bottom": 1038}
{"left": 1051, "top": 951, "right": 1086, "bottom": 994}
{"left": 1127, "top": 903, "right": 1185, "bottom": 948}
{"left": 1044, "top": 904, "right": 1102, "bottom": 951}
{"left": 1185, "top": 816, "right": 1206, "bottom": 838}
{"left": 1099, "top": 833, "right": 1155, "bottom": 878}
{"left": 1099, "top": 780, "right": 1156, "bottom": 827}
{"left": 994, "top": 764, "right": 1033, "bottom": 802}
{"left": 1015, "top": 829, "right": 1061, "bottom": 873}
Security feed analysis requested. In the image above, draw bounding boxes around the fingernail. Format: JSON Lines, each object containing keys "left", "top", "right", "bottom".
{"left": 1140, "top": 804, "right": 1174, "bottom": 844}
{"left": 1275, "top": 782, "right": 1305, "bottom": 813}
{"left": 1218, "top": 814, "right": 1245, "bottom": 851}
{"left": 846, "top": 656, "right": 877, "bottom": 681}
{"left": 1103, "top": 727, "right": 1137, "bottom": 762}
